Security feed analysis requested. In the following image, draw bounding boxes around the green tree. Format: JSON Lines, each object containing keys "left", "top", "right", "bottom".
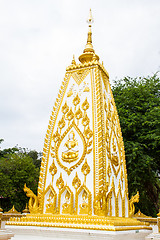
{"left": 0, "top": 147, "right": 40, "bottom": 212}
{"left": 112, "top": 73, "right": 160, "bottom": 217}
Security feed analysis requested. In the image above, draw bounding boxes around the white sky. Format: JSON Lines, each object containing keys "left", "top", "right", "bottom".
{"left": 0, "top": 0, "right": 160, "bottom": 152}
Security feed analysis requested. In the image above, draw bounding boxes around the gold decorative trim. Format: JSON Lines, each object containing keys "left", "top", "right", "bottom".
{"left": 94, "top": 66, "right": 106, "bottom": 191}
{"left": 7, "top": 214, "right": 151, "bottom": 231}
{"left": 71, "top": 69, "right": 90, "bottom": 85}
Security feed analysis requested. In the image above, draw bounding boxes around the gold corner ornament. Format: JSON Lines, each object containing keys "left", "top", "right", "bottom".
{"left": 24, "top": 184, "right": 41, "bottom": 214}
{"left": 129, "top": 192, "right": 139, "bottom": 217}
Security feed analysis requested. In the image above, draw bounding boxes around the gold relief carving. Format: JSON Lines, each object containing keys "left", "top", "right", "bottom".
{"left": 7, "top": 214, "right": 152, "bottom": 231}
{"left": 81, "top": 158, "right": 90, "bottom": 184}
{"left": 72, "top": 172, "right": 81, "bottom": 190}
{"left": 93, "top": 183, "right": 112, "bottom": 217}
{"left": 73, "top": 94, "right": 80, "bottom": 107}
{"left": 62, "top": 131, "right": 79, "bottom": 163}
{"left": 61, "top": 101, "right": 69, "bottom": 114}
{"left": 129, "top": 192, "right": 139, "bottom": 217}
{"left": 51, "top": 95, "right": 93, "bottom": 175}
{"left": 49, "top": 160, "right": 57, "bottom": 183}
{"left": 82, "top": 113, "right": 90, "bottom": 127}
{"left": 44, "top": 185, "right": 57, "bottom": 214}
{"left": 71, "top": 69, "right": 90, "bottom": 85}
{"left": 66, "top": 107, "right": 74, "bottom": 121}
{"left": 55, "top": 122, "right": 87, "bottom": 175}
{"left": 38, "top": 73, "right": 70, "bottom": 199}
{"left": 62, "top": 191, "right": 71, "bottom": 214}
{"left": 58, "top": 115, "right": 65, "bottom": 132}
{"left": 75, "top": 106, "right": 83, "bottom": 123}
{"left": 116, "top": 180, "right": 122, "bottom": 217}
{"left": 94, "top": 66, "right": 106, "bottom": 192}
{"left": 82, "top": 98, "right": 89, "bottom": 111}
{"left": 67, "top": 87, "right": 74, "bottom": 97}
{"left": 53, "top": 130, "right": 60, "bottom": 143}
{"left": 111, "top": 139, "right": 119, "bottom": 167}
{"left": 79, "top": 191, "right": 89, "bottom": 214}
{"left": 59, "top": 185, "right": 74, "bottom": 214}
{"left": 105, "top": 116, "right": 122, "bottom": 177}
{"left": 107, "top": 163, "right": 111, "bottom": 184}
{"left": 24, "top": 184, "right": 41, "bottom": 214}
{"left": 46, "top": 192, "right": 56, "bottom": 213}
{"left": 77, "top": 69, "right": 84, "bottom": 77}
{"left": 76, "top": 185, "right": 92, "bottom": 215}
{"left": 83, "top": 82, "right": 90, "bottom": 92}
{"left": 56, "top": 173, "right": 64, "bottom": 189}
{"left": 122, "top": 196, "right": 125, "bottom": 217}
{"left": 120, "top": 167, "right": 124, "bottom": 184}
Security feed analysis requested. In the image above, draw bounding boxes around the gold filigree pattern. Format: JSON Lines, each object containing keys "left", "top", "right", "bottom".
{"left": 71, "top": 69, "right": 90, "bottom": 85}
{"left": 72, "top": 172, "right": 81, "bottom": 190}
{"left": 66, "top": 108, "right": 74, "bottom": 121}
{"left": 81, "top": 158, "right": 90, "bottom": 184}
{"left": 58, "top": 115, "right": 65, "bottom": 131}
{"left": 73, "top": 94, "right": 80, "bottom": 107}
{"left": 75, "top": 107, "right": 83, "bottom": 121}
{"left": 49, "top": 160, "right": 57, "bottom": 183}
{"left": 56, "top": 173, "right": 64, "bottom": 190}
{"left": 82, "top": 98, "right": 89, "bottom": 111}
{"left": 61, "top": 101, "right": 69, "bottom": 114}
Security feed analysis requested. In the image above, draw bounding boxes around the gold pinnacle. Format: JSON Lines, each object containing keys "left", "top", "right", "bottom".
{"left": 87, "top": 9, "right": 94, "bottom": 26}
{"left": 79, "top": 9, "right": 99, "bottom": 63}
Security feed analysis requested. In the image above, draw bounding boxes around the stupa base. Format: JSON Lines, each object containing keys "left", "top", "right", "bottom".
{"left": 0, "top": 229, "right": 14, "bottom": 240}
{"left": 6, "top": 214, "right": 152, "bottom": 231}
{"left": 6, "top": 214, "right": 152, "bottom": 239}
{"left": 6, "top": 226, "right": 152, "bottom": 240}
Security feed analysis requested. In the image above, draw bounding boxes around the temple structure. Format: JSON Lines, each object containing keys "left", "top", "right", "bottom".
{"left": 6, "top": 10, "right": 152, "bottom": 239}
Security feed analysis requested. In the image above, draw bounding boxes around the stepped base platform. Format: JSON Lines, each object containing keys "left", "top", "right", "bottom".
{"left": 6, "top": 214, "right": 152, "bottom": 240}
{"left": 0, "top": 229, "right": 14, "bottom": 240}
{"left": 6, "top": 226, "right": 152, "bottom": 240}
{"left": 6, "top": 214, "right": 152, "bottom": 231}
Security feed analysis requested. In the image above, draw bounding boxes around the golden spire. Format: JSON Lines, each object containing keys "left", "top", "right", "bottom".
{"left": 79, "top": 9, "right": 99, "bottom": 63}
{"left": 84, "top": 9, "right": 94, "bottom": 53}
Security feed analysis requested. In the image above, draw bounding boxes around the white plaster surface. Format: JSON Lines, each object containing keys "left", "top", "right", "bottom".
{"left": 146, "top": 233, "right": 160, "bottom": 240}
{"left": 7, "top": 226, "right": 152, "bottom": 240}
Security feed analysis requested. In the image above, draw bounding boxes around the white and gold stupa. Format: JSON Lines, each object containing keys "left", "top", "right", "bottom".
{"left": 7, "top": 10, "right": 152, "bottom": 238}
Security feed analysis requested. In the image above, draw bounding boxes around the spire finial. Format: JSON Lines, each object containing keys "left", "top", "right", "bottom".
{"left": 79, "top": 9, "right": 99, "bottom": 63}
{"left": 87, "top": 9, "right": 94, "bottom": 26}
{"left": 85, "top": 9, "right": 94, "bottom": 52}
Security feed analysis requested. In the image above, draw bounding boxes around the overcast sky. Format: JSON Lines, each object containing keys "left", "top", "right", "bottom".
{"left": 0, "top": 0, "right": 160, "bottom": 152}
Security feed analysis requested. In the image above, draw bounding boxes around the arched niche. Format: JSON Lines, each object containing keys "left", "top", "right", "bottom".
{"left": 117, "top": 187, "right": 122, "bottom": 217}
{"left": 43, "top": 184, "right": 57, "bottom": 214}
{"left": 111, "top": 188, "right": 116, "bottom": 217}
{"left": 76, "top": 185, "right": 92, "bottom": 215}
{"left": 58, "top": 185, "right": 74, "bottom": 214}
